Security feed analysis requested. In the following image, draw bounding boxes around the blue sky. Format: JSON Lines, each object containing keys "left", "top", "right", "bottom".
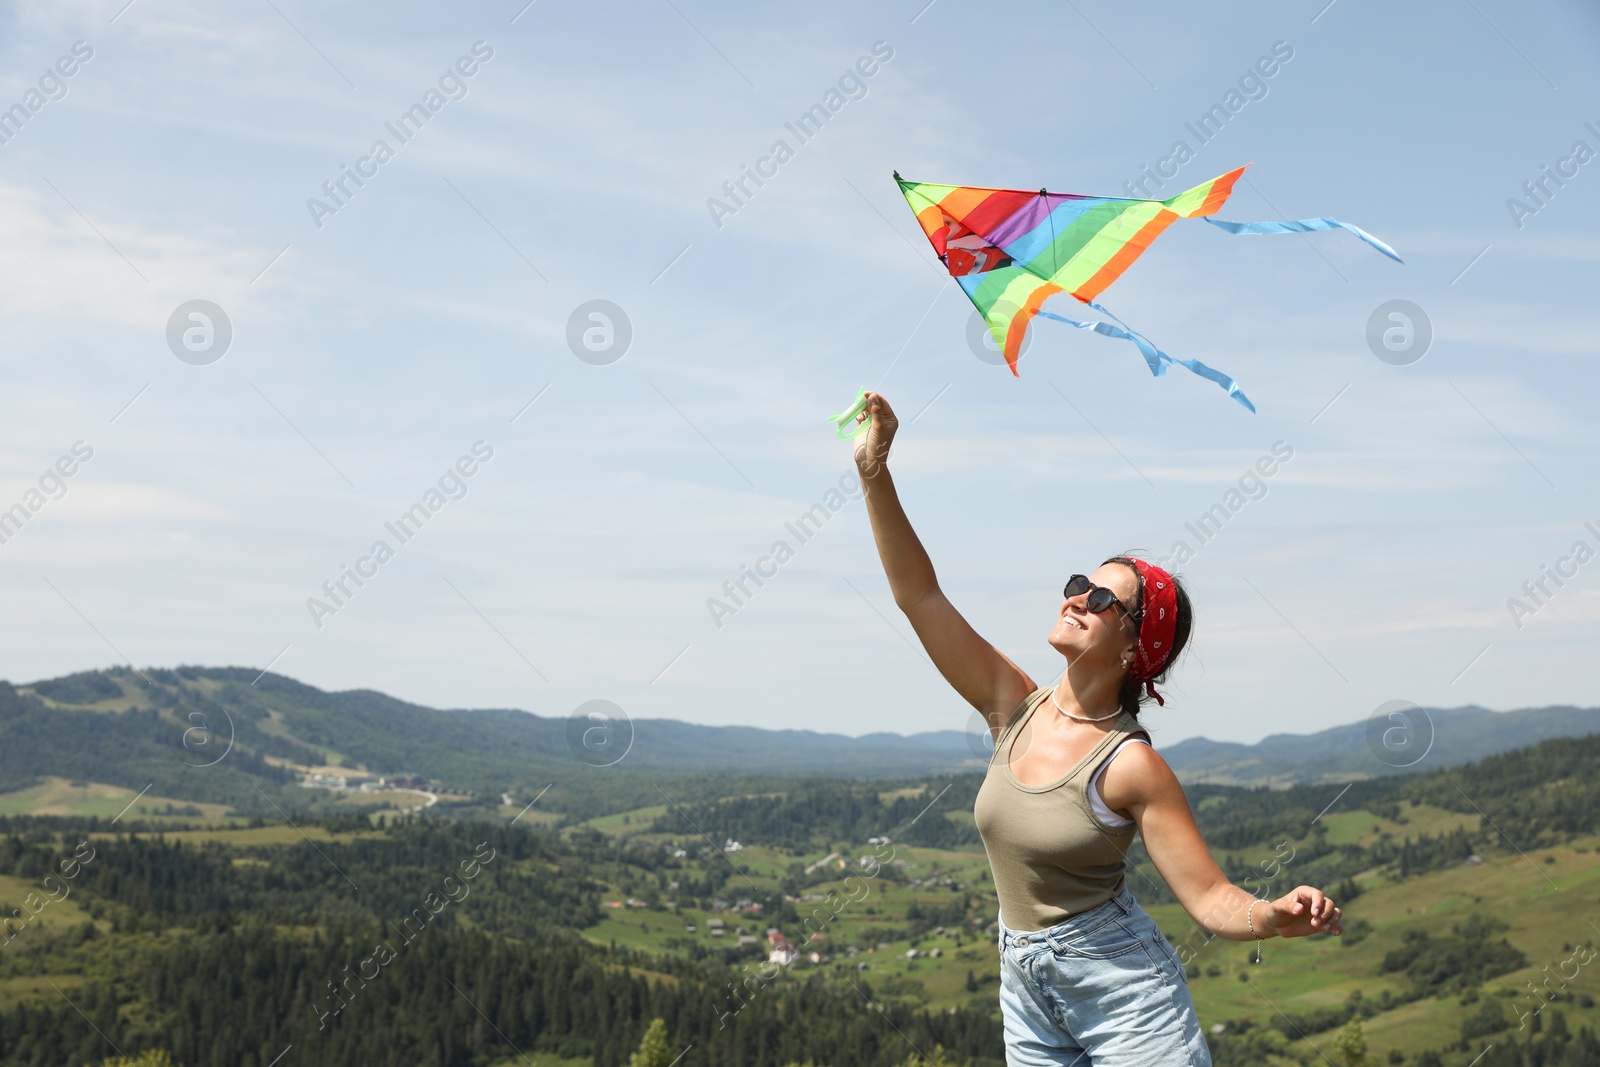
{"left": 0, "top": 0, "right": 1596, "bottom": 748}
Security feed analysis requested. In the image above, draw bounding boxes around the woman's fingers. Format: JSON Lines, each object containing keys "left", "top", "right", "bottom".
{"left": 865, "top": 391, "right": 899, "bottom": 424}
{"left": 854, "top": 393, "right": 884, "bottom": 467}
{"left": 853, "top": 392, "right": 899, "bottom": 469}
{"left": 1272, "top": 886, "right": 1342, "bottom": 937}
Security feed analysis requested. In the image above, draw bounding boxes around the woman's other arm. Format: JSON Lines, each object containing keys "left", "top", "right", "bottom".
{"left": 1105, "top": 743, "right": 1344, "bottom": 942}
{"left": 852, "top": 392, "right": 1034, "bottom": 733}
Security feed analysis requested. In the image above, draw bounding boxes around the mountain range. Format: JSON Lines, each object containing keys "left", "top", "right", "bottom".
{"left": 3, "top": 667, "right": 1596, "bottom": 812}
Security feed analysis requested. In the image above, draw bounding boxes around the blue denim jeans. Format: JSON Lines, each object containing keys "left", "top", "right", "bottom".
{"left": 996, "top": 887, "right": 1211, "bottom": 1066}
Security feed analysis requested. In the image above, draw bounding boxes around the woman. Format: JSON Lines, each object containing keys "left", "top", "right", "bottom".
{"left": 850, "top": 392, "right": 1341, "bottom": 1067}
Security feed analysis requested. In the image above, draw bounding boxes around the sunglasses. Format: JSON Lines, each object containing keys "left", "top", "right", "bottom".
{"left": 1063, "top": 574, "right": 1141, "bottom": 626}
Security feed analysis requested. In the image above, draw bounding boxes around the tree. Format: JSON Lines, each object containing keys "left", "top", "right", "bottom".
{"left": 630, "top": 1017, "right": 673, "bottom": 1067}
{"left": 893, "top": 1044, "right": 964, "bottom": 1067}
{"left": 100, "top": 1053, "right": 181, "bottom": 1067}
{"left": 1331, "top": 1017, "right": 1375, "bottom": 1067}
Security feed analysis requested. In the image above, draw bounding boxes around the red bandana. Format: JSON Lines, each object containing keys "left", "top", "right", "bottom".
{"left": 1128, "top": 559, "right": 1178, "bottom": 706}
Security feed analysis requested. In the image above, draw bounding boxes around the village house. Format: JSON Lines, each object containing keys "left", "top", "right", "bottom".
{"left": 767, "top": 932, "right": 798, "bottom": 966}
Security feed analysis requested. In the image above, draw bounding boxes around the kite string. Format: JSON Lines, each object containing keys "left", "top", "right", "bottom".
{"left": 875, "top": 278, "right": 951, "bottom": 389}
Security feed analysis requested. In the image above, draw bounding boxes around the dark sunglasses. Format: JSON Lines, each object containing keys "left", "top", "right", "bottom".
{"left": 1063, "top": 574, "right": 1140, "bottom": 626}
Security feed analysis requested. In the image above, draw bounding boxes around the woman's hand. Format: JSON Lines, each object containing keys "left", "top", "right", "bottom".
{"left": 1263, "top": 885, "right": 1342, "bottom": 939}
{"left": 853, "top": 391, "right": 899, "bottom": 474}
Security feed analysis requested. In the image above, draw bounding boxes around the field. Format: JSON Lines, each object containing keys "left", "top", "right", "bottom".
{"left": 0, "top": 778, "right": 238, "bottom": 825}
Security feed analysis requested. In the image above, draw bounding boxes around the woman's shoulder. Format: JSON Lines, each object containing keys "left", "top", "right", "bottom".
{"left": 1104, "top": 732, "right": 1176, "bottom": 785}
{"left": 1017, "top": 685, "right": 1055, "bottom": 720}
{"left": 1114, "top": 709, "right": 1153, "bottom": 743}
{"left": 1096, "top": 731, "right": 1177, "bottom": 812}
{"left": 991, "top": 686, "right": 1051, "bottom": 744}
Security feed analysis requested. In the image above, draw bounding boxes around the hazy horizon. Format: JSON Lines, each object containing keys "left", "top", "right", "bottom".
{"left": 10, "top": 661, "right": 1591, "bottom": 746}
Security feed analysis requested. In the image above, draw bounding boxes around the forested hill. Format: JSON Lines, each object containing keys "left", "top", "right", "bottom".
{"left": 1159, "top": 702, "right": 1600, "bottom": 786}
{"left": 13, "top": 665, "right": 977, "bottom": 780}
{"left": 2, "top": 666, "right": 1597, "bottom": 822}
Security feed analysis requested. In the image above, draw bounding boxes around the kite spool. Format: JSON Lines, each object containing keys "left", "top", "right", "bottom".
{"left": 826, "top": 388, "right": 871, "bottom": 439}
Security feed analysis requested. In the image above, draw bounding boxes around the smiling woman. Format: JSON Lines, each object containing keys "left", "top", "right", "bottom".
{"left": 849, "top": 390, "right": 1345, "bottom": 1067}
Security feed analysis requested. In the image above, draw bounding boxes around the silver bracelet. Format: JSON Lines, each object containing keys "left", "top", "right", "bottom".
{"left": 1246, "top": 899, "right": 1265, "bottom": 940}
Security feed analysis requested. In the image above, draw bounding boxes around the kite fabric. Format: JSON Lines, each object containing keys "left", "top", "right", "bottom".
{"left": 893, "top": 164, "right": 1401, "bottom": 411}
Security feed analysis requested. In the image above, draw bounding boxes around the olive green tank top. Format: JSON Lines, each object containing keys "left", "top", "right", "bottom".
{"left": 973, "top": 686, "right": 1148, "bottom": 931}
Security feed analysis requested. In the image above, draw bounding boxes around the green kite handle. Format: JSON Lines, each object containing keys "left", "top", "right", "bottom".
{"left": 826, "top": 388, "right": 871, "bottom": 440}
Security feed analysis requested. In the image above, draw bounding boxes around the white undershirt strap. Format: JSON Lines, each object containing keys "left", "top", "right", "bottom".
{"left": 1089, "top": 737, "right": 1150, "bottom": 828}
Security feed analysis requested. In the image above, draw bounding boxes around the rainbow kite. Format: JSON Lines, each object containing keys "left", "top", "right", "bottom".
{"left": 894, "top": 165, "right": 1400, "bottom": 411}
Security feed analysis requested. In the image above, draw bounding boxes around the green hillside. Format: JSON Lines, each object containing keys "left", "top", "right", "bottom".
{"left": 4, "top": 665, "right": 1598, "bottom": 1065}
{"left": 1, "top": 720, "right": 1598, "bottom": 1066}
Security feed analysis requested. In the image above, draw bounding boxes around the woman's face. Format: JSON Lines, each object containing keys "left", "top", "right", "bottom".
{"left": 1046, "top": 562, "right": 1140, "bottom": 667}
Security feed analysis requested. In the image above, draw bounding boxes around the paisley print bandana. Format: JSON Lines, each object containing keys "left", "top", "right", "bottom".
{"left": 1128, "top": 559, "right": 1179, "bottom": 706}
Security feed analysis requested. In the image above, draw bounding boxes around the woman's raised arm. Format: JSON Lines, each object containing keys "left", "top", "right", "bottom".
{"left": 853, "top": 392, "right": 1034, "bottom": 731}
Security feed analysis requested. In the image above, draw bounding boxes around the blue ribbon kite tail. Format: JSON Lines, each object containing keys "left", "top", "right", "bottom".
{"left": 1028, "top": 215, "right": 1401, "bottom": 413}
{"left": 1037, "top": 300, "right": 1256, "bottom": 413}
{"left": 1202, "top": 216, "right": 1404, "bottom": 263}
